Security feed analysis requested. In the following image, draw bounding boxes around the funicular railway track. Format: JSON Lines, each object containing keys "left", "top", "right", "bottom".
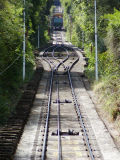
{"left": 0, "top": 0, "right": 119, "bottom": 158}
{"left": 0, "top": 29, "right": 102, "bottom": 160}
{"left": 33, "top": 43, "right": 102, "bottom": 160}
{"left": 0, "top": 31, "right": 103, "bottom": 159}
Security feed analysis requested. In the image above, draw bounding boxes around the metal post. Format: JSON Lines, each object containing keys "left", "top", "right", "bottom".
{"left": 49, "top": 16, "right": 51, "bottom": 33}
{"left": 23, "top": 0, "right": 26, "bottom": 81}
{"left": 69, "top": 15, "right": 72, "bottom": 41}
{"left": 38, "top": 25, "right": 40, "bottom": 48}
{"left": 82, "top": 31, "right": 84, "bottom": 50}
{"left": 95, "top": 0, "right": 98, "bottom": 80}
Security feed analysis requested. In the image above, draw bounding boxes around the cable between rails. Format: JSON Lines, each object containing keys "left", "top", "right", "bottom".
{"left": 0, "top": 56, "right": 20, "bottom": 76}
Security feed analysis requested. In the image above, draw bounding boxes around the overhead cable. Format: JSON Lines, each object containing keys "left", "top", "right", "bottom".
{"left": 0, "top": 56, "right": 20, "bottom": 76}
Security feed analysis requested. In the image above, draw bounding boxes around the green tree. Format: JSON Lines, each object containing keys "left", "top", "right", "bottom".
{"left": 0, "top": 0, "right": 53, "bottom": 123}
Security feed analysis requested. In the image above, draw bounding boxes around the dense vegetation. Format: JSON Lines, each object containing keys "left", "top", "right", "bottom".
{"left": 61, "top": 0, "right": 120, "bottom": 123}
{"left": 0, "top": 0, "right": 52, "bottom": 124}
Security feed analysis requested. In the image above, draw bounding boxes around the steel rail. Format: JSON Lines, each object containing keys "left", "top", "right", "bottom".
{"left": 54, "top": 46, "right": 69, "bottom": 70}
{"left": 43, "top": 44, "right": 56, "bottom": 54}
{"left": 43, "top": 45, "right": 66, "bottom": 70}
{"left": 47, "top": 57, "right": 56, "bottom": 68}
{"left": 41, "top": 69, "right": 54, "bottom": 160}
{"left": 42, "top": 57, "right": 53, "bottom": 70}
{"left": 69, "top": 57, "right": 79, "bottom": 71}
{"left": 41, "top": 44, "right": 80, "bottom": 160}
{"left": 67, "top": 69, "right": 95, "bottom": 160}
{"left": 52, "top": 48, "right": 65, "bottom": 70}
{"left": 57, "top": 79, "right": 62, "bottom": 160}
{"left": 65, "top": 47, "right": 79, "bottom": 71}
{"left": 41, "top": 45, "right": 64, "bottom": 159}
{"left": 43, "top": 44, "right": 69, "bottom": 70}
{"left": 44, "top": 44, "right": 69, "bottom": 71}
{"left": 55, "top": 54, "right": 68, "bottom": 71}
{"left": 41, "top": 49, "right": 55, "bottom": 160}
{"left": 43, "top": 50, "right": 56, "bottom": 69}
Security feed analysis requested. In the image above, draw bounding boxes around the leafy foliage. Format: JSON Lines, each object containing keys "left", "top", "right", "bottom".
{"left": 0, "top": 0, "right": 53, "bottom": 124}
{"left": 61, "top": 0, "right": 120, "bottom": 121}
{"left": 104, "top": 9, "right": 120, "bottom": 57}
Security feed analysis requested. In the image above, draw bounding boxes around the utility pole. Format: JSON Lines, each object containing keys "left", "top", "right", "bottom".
{"left": 38, "top": 25, "right": 40, "bottom": 48}
{"left": 69, "top": 15, "right": 72, "bottom": 41}
{"left": 49, "top": 16, "right": 51, "bottom": 33}
{"left": 23, "top": 0, "right": 26, "bottom": 81}
{"left": 95, "top": 0, "right": 98, "bottom": 80}
{"left": 82, "top": 31, "right": 84, "bottom": 50}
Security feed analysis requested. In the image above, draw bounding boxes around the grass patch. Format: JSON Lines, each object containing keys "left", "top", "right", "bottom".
{"left": 85, "top": 49, "right": 120, "bottom": 124}
{"left": 93, "top": 75, "right": 120, "bottom": 122}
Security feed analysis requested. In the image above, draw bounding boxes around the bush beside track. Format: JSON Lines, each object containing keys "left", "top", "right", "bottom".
{"left": 0, "top": 62, "right": 43, "bottom": 160}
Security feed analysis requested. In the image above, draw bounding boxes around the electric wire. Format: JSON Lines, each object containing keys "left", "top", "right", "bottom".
{"left": 0, "top": 56, "right": 20, "bottom": 76}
